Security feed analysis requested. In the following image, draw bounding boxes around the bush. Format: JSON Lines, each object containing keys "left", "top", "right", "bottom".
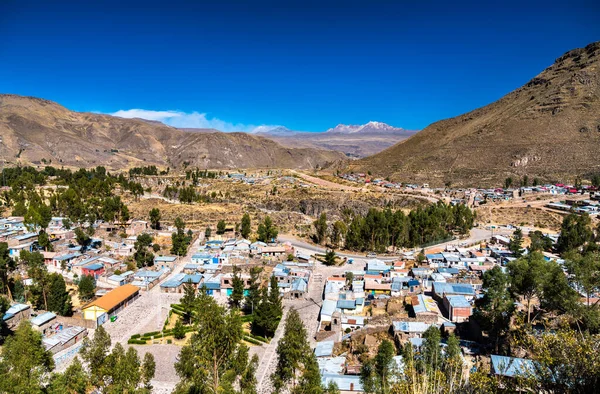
{"left": 143, "top": 330, "right": 160, "bottom": 337}
{"left": 127, "top": 339, "right": 147, "bottom": 345}
{"left": 247, "top": 333, "right": 269, "bottom": 343}
{"left": 173, "top": 320, "right": 186, "bottom": 340}
{"left": 243, "top": 335, "right": 263, "bottom": 345}
{"left": 345, "top": 328, "right": 351, "bottom": 334}
{"left": 241, "top": 314, "right": 254, "bottom": 323}
{"left": 131, "top": 334, "right": 141, "bottom": 339}
{"left": 167, "top": 339, "right": 172, "bottom": 344}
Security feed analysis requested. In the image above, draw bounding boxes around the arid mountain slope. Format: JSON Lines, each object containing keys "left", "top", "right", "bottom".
{"left": 352, "top": 41, "right": 600, "bottom": 186}
{"left": 0, "top": 94, "right": 344, "bottom": 170}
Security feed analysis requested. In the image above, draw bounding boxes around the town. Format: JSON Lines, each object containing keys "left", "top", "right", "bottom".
{"left": 1, "top": 164, "right": 599, "bottom": 393}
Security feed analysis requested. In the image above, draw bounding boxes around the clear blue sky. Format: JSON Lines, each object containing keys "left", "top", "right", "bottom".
{"left": 1, "top": 0, "right": 599, "bottom": 131}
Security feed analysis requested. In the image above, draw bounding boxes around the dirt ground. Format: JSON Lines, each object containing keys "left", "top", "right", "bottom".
{"left": 475, "top": 205, "right": 565, "bottom": 232}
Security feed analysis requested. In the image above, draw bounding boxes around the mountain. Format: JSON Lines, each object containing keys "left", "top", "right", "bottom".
{"left": 0, "top": 94, "right": 345, "bottom": 170}
{"left": 255, "top": 122, "right": 417, "bottom": 157}
{"left": 352, "top": 41, "right": 600, "bottom": 186}
{"left": 254, "top": 126, "right": 298, "bottom": 136}
{"left": 326, "top": 121, "right": 409, "bottom": 135}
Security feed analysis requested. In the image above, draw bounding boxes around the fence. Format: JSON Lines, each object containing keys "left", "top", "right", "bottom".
{"left": 53, "top": 342, "right": 84, "bottom": 368}
{"left": 56, "top": 315, "right": 97, "bottom": 329}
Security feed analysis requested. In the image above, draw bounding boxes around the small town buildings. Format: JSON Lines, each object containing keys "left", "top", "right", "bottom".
{"left": 154, "top": 255, "right": 177, "bottom": 270}
{"left": 432, "top": 282, "right": 476, "bottom": 301}
{"left": 82, "top": 263, "right": 105, "bottom": 278}
{"left": 30, "top": 312, "right": 57, "bottom": 335}
{"left": 126, "top": 220, "right": 149, "bottom": 236}
{"left": 43, "top": 326, "right": 87, "bottom": 354}
{"left": 82, "top": 284, "right": 140, "bottom": 321}
{"left": 3, "top": 303, "right": 31, "bottom": 329}
{"left": 444, "top": 295, "right": 472, "bottom": 322}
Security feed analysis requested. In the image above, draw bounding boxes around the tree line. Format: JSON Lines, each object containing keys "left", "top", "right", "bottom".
{"left": 313, "top": 202, "right": 475, "bottom": 252}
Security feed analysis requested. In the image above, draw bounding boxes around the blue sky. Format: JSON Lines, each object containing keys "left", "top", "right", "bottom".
{"left": 1, "top": 0, "right": 598, "bottom": 132}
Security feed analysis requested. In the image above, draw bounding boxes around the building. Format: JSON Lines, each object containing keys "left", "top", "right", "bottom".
{"left": 432, "top": 282, "right": 476, "bottom": 301}
{"left": 443, "top": 295, "right": 472, "bottom": 322}
{"left": 82, "top": 263, "right": 105, "bottom": 279}
{"left": 154, "top": 255, "right": 178, "bottom": 270}
{"left": 126, "top": 220, "right": 149, "bottom": 236}
{"left": 82, "top": 284, "right": 140, "bottom": 321}
{"left": 30, "top": 312, "right": 57, "bottom": 335}
{"left": 3, "top": 303, "right": 31, "bottom": 329}
{"left": 43, "top": 326, "right": 87, "bottom": 354}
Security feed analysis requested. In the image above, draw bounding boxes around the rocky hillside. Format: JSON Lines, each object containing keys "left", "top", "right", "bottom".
{"left": 352, "top": 41, "right": 600, "bottom": 186}
{"left": 0, "top": 94, "right": 345, "bottom": 170}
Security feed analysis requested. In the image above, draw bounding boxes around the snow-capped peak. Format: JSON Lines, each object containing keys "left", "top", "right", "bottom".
{"left": 325, "top": 121, "right": 405, "bottom": 134}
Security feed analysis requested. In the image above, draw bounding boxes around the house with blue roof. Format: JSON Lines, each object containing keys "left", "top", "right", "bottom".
{"left": 154, "top": 255, "right": 178, "bottom": 270}
{"left": 31, "top": 311, "right": 57, "bottom": 334}
{"left": 3, "top": 303, "right": 31, "bottom": 329}
{"left": 443, "top": 295, "right": 472, "bottom": 322}
{"left": 432, "top": 282, "right": 476, "bottom": 301}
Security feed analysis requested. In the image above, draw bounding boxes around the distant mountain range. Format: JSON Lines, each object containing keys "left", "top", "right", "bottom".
{"left": 252, "top": 122, "right": 416, "bottom": 157}
{"left": 0, "top": 94, "right": 345, "bottom": 170}
{"left": 351, "top": 41, "right": 600, "bottom": 186}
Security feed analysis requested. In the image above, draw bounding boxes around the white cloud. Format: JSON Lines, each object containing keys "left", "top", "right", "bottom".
{"left": 109, "top": 109, "right": 280, "bottom": 133}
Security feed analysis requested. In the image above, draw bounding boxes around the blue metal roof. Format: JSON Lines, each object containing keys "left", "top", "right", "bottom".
{"left": 84, "top": 263, "right": 104, "bottom": 271}
{"left": 490, "top": 355, "right": 538, "bottom": 378}
{"left": 337, "top": 300, "right": 356, "bottom": 310}
{"left": 314, "top": 341, "right": 334, "bottom": 357}
{"left": 446, "top": 295, "right": 471, "bottom": 308}
{"left": 30, "top": 311, "right": 56, "bottom": 326}
{"left": 321, "top": 374, "right": 363, "bottom": 392}
{"left": 154, "top": 255, "right": 177, "bottom": 262}
{"left": 433, "top": 282, "right": 475, "bottom": 296}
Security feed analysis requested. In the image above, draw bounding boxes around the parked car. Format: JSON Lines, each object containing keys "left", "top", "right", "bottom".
{"left": 366, "top": 252, "right": 377, "bottom": 258}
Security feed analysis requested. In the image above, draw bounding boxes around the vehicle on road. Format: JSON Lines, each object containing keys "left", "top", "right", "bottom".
{"left": 366, "top": 252, "right": 377, "bottom": 258}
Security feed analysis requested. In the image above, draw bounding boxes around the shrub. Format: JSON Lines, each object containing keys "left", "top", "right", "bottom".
{"left": 243, "top": 336, "right": 262, "bottom": 345}
{"left": 127, "top": 339, "right": 147, "bottom": 345}
{"left": 131, "top": 334, "right": 141, "bottom": 339}
{"left": 167, "top": 339, "right": 172, "bottom": 344}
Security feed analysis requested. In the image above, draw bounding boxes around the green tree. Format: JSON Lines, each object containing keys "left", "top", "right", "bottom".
{"left": 507, "top": 252, "right": 546, "bottom": 323}
{"left": 217, "top": 220, "right": 227, "bottom": 235}
{"left": 205, "top": 226, "right": 212, "bottom": 239}
{"left": 504, "top": 177, "right": 513, "bottom": 189}
{"left": 421, "top": 326, "right": 442, "bottom": 373}
{"left": 80, "top": 325, "right": 111, "bottom": 388}
{"left": 134, "top": 233, "right": 154, "bottom": 268}
{"left": 330, "top": 221, "right": 347, "bottom": 248}
{"left": 149, "top": 208, "right": 161, "bottom": 230}
{"left": 171, "top": 217, "right": 191, "bottom": 256}
{"left": 272, "top": 309, "right": 311, "bottom": 392}
{"left": 529, "top": 230, "right": 553, "bottom": 252}
{"left": 557, "top": 213, "right": 593, "bottom": 253}
{"left": 74, "top": 227, "right": 91, "bottom": 249}
{"left": 48, "top": 357, "right": 88, "bottom": 394}
{"left": 173, "top": 319, "right": 186, "bottom": 339}
{"left": 37, "top": 230, "right": 53, "bottom": 251}
{"left": 22, "top": 250, "right": 49, "bottom": 310}
{"left": 104, "top": 343, "right": 141, "bottom": 393}
{"left": 443, "top": 333, "right": 463, "bottom": 383}
{"left": 141, "top": 352, "right": 156, "bottom": 392}
{"left": 241, "top": 213, "right": 252, "bottom": 239}
{"left": 473, "top": 266, "right": 515, "bottom": 352}
{"left": 324, "top": 249, "right": 337, "bottom": 266}
{"left": 47, "top": 273, "right": 72, "bottom": 316}
{"left": 292, "top": 352, "right": 323, "bottom": 394}
{"left": 508, "top": 228, "right": 524, "bottom": 257}
{"left": 0, "top": 322, "right": 54, "bottom": 393}
{"left": 230, "top": 266, "right": 245, "bottom": 309}
{"left": 78, "top": 275, "right": 96, "bottom": 302}
{"left": 257, "top": 216, "right": 278, "bottom": 243}
{"left": 245, "top": 266, "right": 262, "bottom": 314}
{"left": 253, "top": 287, "right": 279, "bottom": 338}
{"left": 0, "top": 242, "right": 16, "bottom": 300}
{"left": 174, "top": 293, "right": 255, "bottom": 394}
{"left": 180, "top": 280, "right": 197, "bottom": 324}
{"left": 269, "top": 275, "right": 283, "bottom": 319}
{"left": 313, "top": 212, "right": 328, "bottom": 245}
{"left": 566, "top": 252, "right": 600, "bottom": 307}
{"left": 361, "top": 340, "right": 396, "bottom": 394}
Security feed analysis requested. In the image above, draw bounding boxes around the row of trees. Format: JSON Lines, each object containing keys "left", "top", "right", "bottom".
{"left": 317, "top": 203, "right": 475, "bottom": 252}
{"left": 0, "top": 249, "right": 73, "bottom": 316}
{"left": 0, "top": 322, "right": 156, "bottom": 393}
